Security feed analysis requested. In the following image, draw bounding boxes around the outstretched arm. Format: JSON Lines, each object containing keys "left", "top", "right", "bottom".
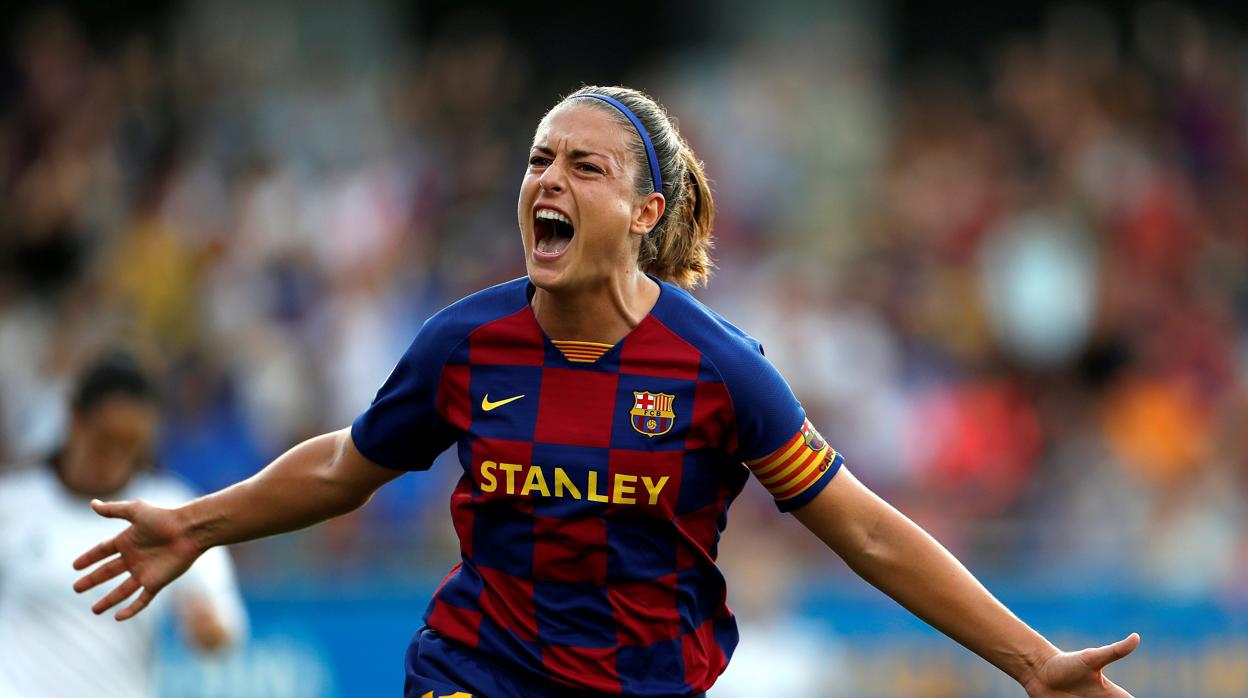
{"left": 792, "top": 466, "right": 1139, "bottom": 697}
{"left": 73, "top": 428, "right": 400, "bottom": 620}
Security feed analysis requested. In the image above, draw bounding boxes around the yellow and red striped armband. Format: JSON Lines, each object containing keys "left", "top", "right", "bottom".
{"left": 745, "top": 419, "right": 837, "bottom": 502}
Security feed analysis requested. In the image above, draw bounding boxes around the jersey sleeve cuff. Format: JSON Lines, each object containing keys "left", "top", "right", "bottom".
{"left": 744, "top": 418, "right": 843, "bottom": 511}
{"left": 350, "top": 415, "right": 437, "bottom": 472}
{"left": 775, "top": 450, "right": 843, "bottom": 513}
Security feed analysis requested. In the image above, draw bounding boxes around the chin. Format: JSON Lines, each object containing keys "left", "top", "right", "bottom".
{"left": 77, "top": 478, "right": 129, "bottom": 499}
{"left": 526, "top": 259, "right": 570, "bottom": 291}
{"left": 528, "top": 272, "right": 571, "bottom": 295}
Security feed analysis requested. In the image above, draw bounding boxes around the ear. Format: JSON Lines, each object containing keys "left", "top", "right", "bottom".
{"left": 629, "top": 192, "right": 665, "bottom": 237}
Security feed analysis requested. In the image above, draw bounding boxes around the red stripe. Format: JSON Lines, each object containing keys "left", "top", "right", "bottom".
{"left": 765, "top": 447, "right": 823, "bottom": 492}
{"left": 751, "top": 436, "right": 808, "bottom": 478}
{"left": 774, "top": 452, "right": 828, "bottom": 500}
{"left": 747, "top": 432, "right": 803, "bottom": 469}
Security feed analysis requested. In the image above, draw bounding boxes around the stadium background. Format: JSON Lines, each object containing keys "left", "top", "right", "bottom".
{"left": 2, "top": 0, "right": 1247, "bottom": 695}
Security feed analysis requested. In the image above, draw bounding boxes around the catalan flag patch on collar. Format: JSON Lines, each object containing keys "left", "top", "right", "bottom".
{"left": 745, "top": 419, "right": 836, "bottom": 502}
{"left": 551, "top": 339, "right": 613, "bottom": 363}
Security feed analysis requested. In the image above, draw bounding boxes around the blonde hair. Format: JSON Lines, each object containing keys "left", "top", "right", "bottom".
{"left": 557, "top": 85, "right": 715, "bottom": 288}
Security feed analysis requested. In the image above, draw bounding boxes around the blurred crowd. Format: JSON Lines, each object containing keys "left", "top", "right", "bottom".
{"left": 1, "top": 0, "right": 1245, "bottom": 603}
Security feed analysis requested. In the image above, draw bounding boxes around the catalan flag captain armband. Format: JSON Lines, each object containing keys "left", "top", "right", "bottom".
{"left": 745, "top": 419, "right": 841, "bottom": 503}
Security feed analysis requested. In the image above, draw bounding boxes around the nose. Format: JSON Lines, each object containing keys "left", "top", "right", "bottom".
{"left": 538, "top": 160, "right": 566, "bottom": 193}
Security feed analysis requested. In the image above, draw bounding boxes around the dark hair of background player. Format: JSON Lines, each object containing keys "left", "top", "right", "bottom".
{"left": 71, "top": 348, "right": 158, "bottom": 416}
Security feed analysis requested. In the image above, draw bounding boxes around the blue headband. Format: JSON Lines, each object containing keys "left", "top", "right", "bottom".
{"left": 572, "top": 93, "right": 663, "bottom": 196}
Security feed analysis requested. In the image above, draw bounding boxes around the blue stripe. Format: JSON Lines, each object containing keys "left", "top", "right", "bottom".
{"left": 573, "top": 93, "right": 664, "bottom": 196}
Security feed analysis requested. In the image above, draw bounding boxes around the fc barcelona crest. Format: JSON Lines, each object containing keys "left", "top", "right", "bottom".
{"left": 801, "top": 420, "right": 827, "bottom": 452}
{"left": 630, "top": 391, "right": 676, "bottom": 437}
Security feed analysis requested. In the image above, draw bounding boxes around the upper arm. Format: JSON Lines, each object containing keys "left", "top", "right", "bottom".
{"left": 788, "top": 465, "right": 891, "bottom": 556}
{"left": 336, "top": 429, "right": 406, "bottom": 494}
{"left": 718, "top": 341, "right": 843, "bottom": 512}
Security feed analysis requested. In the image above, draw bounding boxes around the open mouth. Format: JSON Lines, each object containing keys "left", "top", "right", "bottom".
{"left": 534, "top": 207, "right": 575, "bottom": 257}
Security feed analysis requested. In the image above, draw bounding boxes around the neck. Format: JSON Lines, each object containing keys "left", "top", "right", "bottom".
{"left": 531, "top": 268, "right": 660, "bottom": 344}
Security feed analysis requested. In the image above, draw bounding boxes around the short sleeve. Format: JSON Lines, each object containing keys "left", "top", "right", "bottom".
{"left": 351, "top": 319, "right": 462, "bottom": 471}
{"left": 720, "top": 343, "right": 843, "bottom": 513}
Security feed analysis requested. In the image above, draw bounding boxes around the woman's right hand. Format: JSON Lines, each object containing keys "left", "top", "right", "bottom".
{"left": 73, "top": 499, "right": 205, "bottom": 620}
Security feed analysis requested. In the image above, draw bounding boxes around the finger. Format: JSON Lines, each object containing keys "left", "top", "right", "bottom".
{"left": 1103, "top": 677, "right": 1136, "bottom": 698}
{"left": 90, "top": 499, "right": 137, "bottom": 522}
{"left": 1081, "top": 633, "right": 1141, "bottom": 671}
{"left": 116, "top": 588, "right": 156, "bottom": 621}
{"left": 72, "top": 538, "right": 119, "bottom": 570}
{"left": 92, "top": 576, "right": 141, "bottom": 615}
{"left": 73, "top": 556, "right": 128, "bottom": 593}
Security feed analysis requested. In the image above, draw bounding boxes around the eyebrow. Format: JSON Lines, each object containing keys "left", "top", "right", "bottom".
{"left": 531, "top": 145, "right": 617, "bottom": 167}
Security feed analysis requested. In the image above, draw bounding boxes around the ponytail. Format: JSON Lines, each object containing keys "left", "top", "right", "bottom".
{"left": 641, "top": 147, "right": 715, "bottom": 288}
{"left": 557, "top": 86, "right": 716, "bottom": 288}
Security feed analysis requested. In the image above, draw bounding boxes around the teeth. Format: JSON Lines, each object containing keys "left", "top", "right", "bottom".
{"left": 535, "top": 208, "right": 572, "bottom": 226}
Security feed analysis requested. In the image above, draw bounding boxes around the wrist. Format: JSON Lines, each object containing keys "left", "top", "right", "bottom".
{"left": 1012, "top": 639, "right": 1061, "bottom": 687}
{"left": 174, "top": 501, "right": 214, "bottom": 555}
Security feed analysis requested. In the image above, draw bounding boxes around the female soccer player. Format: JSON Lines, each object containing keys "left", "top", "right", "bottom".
{"left": 74, "top": 86, "right": 1138, "bottom": 697}
{"left": 2, "top": 350, "right": 246, "bottom": 698}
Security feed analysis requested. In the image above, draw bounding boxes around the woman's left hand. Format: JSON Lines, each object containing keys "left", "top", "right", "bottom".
{"left": 1022, "top": 634, "right": 1140, "bottom": 697}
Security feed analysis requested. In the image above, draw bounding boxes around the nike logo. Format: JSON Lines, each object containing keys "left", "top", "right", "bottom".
{"left": 481, "top": 393, "right": 525, "bottom": 412}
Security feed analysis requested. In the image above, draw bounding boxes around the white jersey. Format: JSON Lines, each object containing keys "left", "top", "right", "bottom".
{"left": 0, "top": 466, "right": 247, "bottom": 698}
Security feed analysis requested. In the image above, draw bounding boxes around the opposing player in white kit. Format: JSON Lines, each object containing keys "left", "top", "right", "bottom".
{"left": 0, "top": 350, "right": 247, "bottom": 698}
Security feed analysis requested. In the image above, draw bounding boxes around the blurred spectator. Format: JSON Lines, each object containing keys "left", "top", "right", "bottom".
{"left": 0, "top": 349, "right": 246, "bottom": 698}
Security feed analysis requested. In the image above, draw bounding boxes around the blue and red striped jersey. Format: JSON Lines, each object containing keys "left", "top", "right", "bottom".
{"left": 352, "top": 277, "right": 843, "bottom": 696}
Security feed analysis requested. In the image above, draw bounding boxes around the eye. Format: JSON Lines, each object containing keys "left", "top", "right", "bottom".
{"left": 576, "top": 163, "right": 603, "bottom": 174}
{"left": 529, "top": 155, "right": 551, "bottom": 167}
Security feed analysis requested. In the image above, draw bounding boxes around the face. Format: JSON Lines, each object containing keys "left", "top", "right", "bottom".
{"left": 63, "top": 397, "right": 158, "bottom": 496}
{"left": 518, "top": 103, "right": 664, "bottom": 292}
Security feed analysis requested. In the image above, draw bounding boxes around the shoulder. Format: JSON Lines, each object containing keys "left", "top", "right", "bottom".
{"left": 649, "top": 281, "right": 769, "bottom": 381}
{"left": 413, "top": 277, "right": 532, "bottom": 356}
{"left": 651, "top": 281, "right": 805, "bottom": 460}
{"left": 0, "top": 466, "right": 56, "bottom": 523}
{"left": 0, "top": 465, "right": 53, "bottom": 500}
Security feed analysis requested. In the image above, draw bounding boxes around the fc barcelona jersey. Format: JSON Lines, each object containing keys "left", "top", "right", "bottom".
{"left": 352, "top": 277, "right": 843, "bottom": 696}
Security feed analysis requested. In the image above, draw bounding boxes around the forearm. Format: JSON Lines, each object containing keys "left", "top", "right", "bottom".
{"left": 840, "top": 502, "right": 1057, "bottom": 683}
{"left": 177, "top": 429, "right": 374, "bottom": 551}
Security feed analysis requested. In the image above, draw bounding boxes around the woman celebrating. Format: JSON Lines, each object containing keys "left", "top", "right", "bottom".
{"left": 74, "top": 86, "right": 1138, "bottom": 697}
